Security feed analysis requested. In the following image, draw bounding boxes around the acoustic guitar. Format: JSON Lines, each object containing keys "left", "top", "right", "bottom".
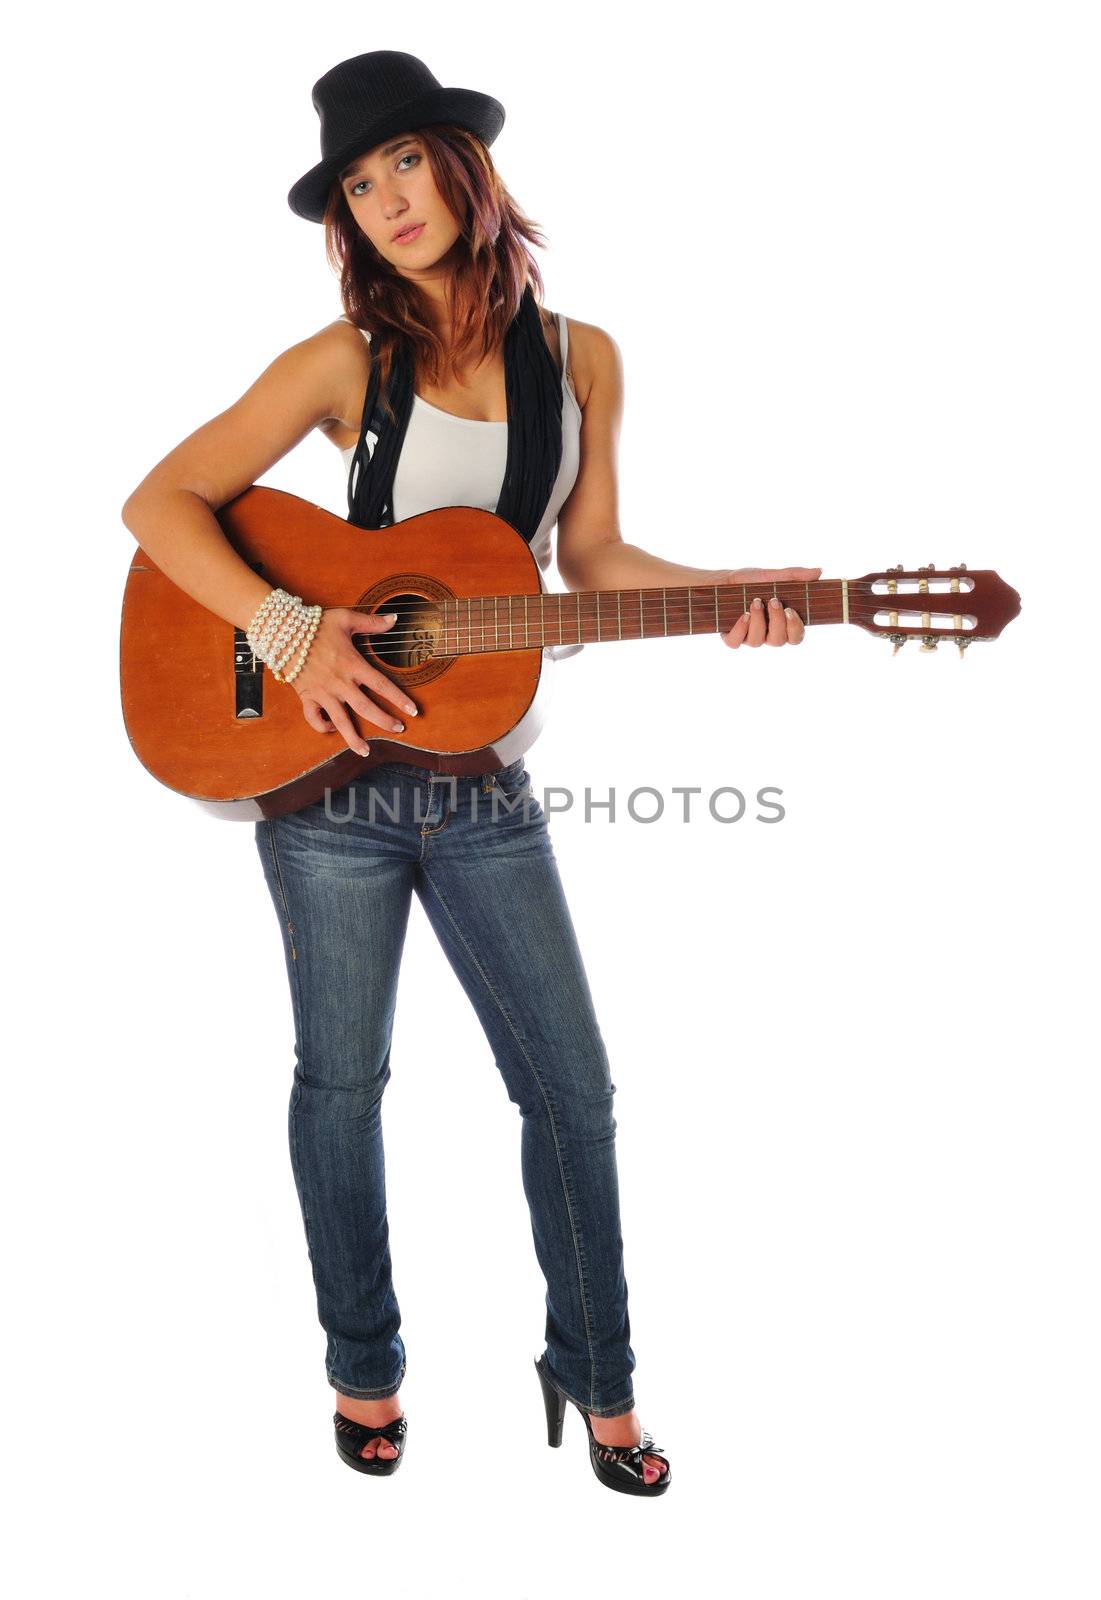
{"left": 119, "top": 484, "right": 1021, "bottom": 820}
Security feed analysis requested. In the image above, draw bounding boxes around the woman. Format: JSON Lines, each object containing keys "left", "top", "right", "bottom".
{"left": 121, "top": 49, "right": 817, "bottom": 1497}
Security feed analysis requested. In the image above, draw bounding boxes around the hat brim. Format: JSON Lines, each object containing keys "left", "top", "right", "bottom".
{"left": 287, "top": 87, "right": 506, "bottom": 223}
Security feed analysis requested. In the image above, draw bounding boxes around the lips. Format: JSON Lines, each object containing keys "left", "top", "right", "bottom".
{"left": 392, "top": 222, "right": 425, "bottom": 243}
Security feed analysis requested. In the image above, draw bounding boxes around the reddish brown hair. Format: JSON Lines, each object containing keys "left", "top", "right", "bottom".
{"left": 322, "top": 125, "right": 551, "bottom": 421}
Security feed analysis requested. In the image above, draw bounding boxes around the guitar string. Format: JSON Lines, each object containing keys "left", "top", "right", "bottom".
{"left": 324, "top": 612, "right": 963, "bottom": 647}
{"left": 327, "top": 620, "right": 964, "bottom": 648}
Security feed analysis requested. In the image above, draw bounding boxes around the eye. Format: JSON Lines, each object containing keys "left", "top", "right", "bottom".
{"left": 349, "top": 152, "right": 420, "bottom": 198}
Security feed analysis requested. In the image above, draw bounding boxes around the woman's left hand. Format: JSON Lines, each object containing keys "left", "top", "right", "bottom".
{"left": 719, "top": 567, "right": 823, "bottom": 648}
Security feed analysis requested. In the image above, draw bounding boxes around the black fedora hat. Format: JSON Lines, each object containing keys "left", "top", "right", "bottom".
{"left": 288, "top": 50, "right": 506, "bottom": 223}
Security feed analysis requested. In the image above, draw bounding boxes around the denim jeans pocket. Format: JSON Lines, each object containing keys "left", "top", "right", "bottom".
{"left": 491, "top": 758, "right": 532, "bottom": 802}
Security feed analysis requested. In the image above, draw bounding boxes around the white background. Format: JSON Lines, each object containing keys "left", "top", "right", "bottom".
{"left": 5, "top": 2, "right": 1098, "bottom": 1596}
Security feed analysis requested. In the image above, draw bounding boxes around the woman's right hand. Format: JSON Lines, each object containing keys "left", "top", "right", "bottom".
{"left": 289, "top": 607, "right": 419, "bottom": 757}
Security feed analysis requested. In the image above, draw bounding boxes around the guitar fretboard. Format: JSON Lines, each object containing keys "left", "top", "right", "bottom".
{"left": 437, "top": 580, "right": 850, "bottom": 655}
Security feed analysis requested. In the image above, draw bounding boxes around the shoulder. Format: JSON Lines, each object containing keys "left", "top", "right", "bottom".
{"left": 265, "top": 319, "right": 372, "bottom": 391}
{"left": 313, "top": 316, "right": 373, "bottom": 361}
{"left": 279, "top": 319, "right": 373, "bottom": 438}
{"left": 546, "top": 313, "right": 622, "bottom": 412}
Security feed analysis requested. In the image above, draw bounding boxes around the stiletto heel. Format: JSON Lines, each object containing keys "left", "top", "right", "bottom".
{"left": 533, "top": 1354, "right": 671, "bottom": 1496}
{"left": 535, "top": 1353, "right": 567, "bottom": 1446}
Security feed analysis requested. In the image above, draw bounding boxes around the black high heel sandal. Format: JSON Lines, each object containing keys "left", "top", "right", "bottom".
{"left": 333, "top": 1410, "right": 408, "bottom": 1476}
{"left": 534, "top": 1355, "right": 671, "bottom": 1496}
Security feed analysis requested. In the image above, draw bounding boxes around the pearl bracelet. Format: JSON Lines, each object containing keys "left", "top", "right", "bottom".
{"left": 246, "top": 588, "right": 324, "bottom": 681}
{"left": 275, "top": 604, "right": 323, "bottom": 683}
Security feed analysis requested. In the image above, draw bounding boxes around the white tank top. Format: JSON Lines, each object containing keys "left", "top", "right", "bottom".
{"left": 339, "top": 312, "right": 582, "bottom": 576}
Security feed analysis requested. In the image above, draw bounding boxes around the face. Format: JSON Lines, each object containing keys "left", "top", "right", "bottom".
{"left": 338, "top": 133, "right": 462, "bottom": 276}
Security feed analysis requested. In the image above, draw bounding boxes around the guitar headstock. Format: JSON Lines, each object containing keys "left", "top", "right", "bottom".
{"left": 849, "top": 565, "right": 1021, "bottom": 654}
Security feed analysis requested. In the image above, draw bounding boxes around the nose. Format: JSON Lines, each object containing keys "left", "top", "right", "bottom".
{"left": 379, "top": 183, "right": 407, "bottom": 219}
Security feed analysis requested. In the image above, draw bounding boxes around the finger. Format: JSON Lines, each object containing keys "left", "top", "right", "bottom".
{"left": 352, "top": 665, "right": 419, "bottom": 719}
{"left": 301, "top": 698, "right": 337, "bottom": 734}
{"left": 746, "top": 595, "right": 766, "bottom": 646}
{"left": 766, "top": 595, "right": 788, "bottom": 645}
{"left": 348, "top": 688, "right": 406, "bottom": 734}
{"left": 348, "top": 609, "right": 398, "bottom": 635}
{"left": 721, "top": 610, "right": 751, "bottom": 649}
{"left": 322, "top": 700, "right": 371, "bottom": 757}
{"left": 783, "top": 605, "right": 806, "bottom": 644}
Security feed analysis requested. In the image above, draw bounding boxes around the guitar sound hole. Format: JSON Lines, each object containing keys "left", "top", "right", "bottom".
{"left": 358, "top": 593, "right": 441, "bottom": 670}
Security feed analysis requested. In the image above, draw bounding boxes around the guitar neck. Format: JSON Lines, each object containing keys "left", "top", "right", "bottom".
{"left": 438, "top": 579, "right": 850, "bottom": 655}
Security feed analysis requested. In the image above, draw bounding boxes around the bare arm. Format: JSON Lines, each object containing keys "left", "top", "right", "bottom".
{"left": 555, "top": 325, "right": 736, "bottom": 591}
{"left": 120, "top": 322, "right": 418, "bottom": 753}
{"left": 120, "top": 322, "right": 358, "bottom": 630}
{"left": 554, "top": 324, "right": 819, "bottom": 647}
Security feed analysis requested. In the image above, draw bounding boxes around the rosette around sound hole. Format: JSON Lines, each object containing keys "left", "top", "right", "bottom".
{"left": 351, "top": 577, "right": 455, "bottom": 687}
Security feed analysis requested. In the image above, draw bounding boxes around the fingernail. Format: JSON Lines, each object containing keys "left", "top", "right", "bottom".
{"left": 405, "top": 704, "right": 418, "bottom": 716}
{"left": 360, "top": 745, "right": 370, "bottom": 756}
{"left": 742, "top": 611, "right": 750, "bottom": 622}
{"left": 769, "top": 595, "right": 782, "bottom": 609}
{"left": 384, "top": 613, "right": 398, "bottom": 622}
{"left": 393, "top": 722, "right": 404, "bottom": 732}
{"left": 752, "top": 596, "right": 763, "bottom": 610}
{"left": 784, "top": 606, "right": 796, "bottom": 618}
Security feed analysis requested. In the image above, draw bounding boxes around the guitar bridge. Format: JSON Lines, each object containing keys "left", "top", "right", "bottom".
{"left": 233, "top": 627, "right": 264, "bottom": 717}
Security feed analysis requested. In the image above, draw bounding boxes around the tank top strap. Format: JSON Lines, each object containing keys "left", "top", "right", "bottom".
{"left": 557, "top": 311, "right": 569, "bottom": 374}
{"left": 339, "top": 314, "right": 371, "bottom": 344}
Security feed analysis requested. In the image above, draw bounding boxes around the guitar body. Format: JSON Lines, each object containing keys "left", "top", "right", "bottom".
{"left": 120, "top": 487, "right": 552, "bottom": 820}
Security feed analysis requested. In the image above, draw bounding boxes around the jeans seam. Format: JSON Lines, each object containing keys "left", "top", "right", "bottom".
{"left": 418, "top": 863, "right": 599, "bottom": 1399}
{"left": 538, "top": 1355, "right": 635, "bottom": 1418}
{"left": 263, "top": 822, "right": 329, "bottom": 1371}
{"left": 262, "top": 820, "right": 299, "bottom": 965}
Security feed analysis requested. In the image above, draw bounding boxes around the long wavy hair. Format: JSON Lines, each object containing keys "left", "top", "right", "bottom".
{"left": 322, "top": 124, "right": 550, "bottom": 423}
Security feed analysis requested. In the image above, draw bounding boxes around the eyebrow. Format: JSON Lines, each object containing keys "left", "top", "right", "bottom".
{"left": 339, "top": 138, "right": 418, "bottom": 183}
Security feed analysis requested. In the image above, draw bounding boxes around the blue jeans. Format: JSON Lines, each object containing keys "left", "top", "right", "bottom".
{"left": 253, "top": 756, "right": 637, "bottom": 1417}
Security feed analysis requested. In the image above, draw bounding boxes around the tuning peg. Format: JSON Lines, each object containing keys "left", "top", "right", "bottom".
{"left": 888, "top": 632, "right": 907, "bottom": 654}
{"left": 918, "top": 562, "right": 936, "bottom": 573}
{"left": 919, "top": 635, "right": 938, "bottom": 651}
{"left": 886, "top": 564, "right": 904, "bottom": 574}
{"left": 956, "top": 637, "right": 971, "bottom": 659}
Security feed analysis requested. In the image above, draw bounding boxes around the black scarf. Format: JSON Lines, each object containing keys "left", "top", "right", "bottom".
{"left": 346, "top": 283, "right": 563, "bottom": 541}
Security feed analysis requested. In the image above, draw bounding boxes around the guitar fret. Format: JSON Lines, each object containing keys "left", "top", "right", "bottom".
{"left": 639, "top": 590, "right": 644, "bottom": 638}
{"left": 596, "top": 592, "right": 601, "bottom": 642}
{"left": 805, "top": 582, "right": 810, "bottom": 624}
{"left": 688, "top": 588, "right": 693, "bottom": 633}
{"left": 617, "top": 591, "right": 622, "bottom": 639}
{"left": 662, "top": 589, "right": 667, "bottom": 634}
